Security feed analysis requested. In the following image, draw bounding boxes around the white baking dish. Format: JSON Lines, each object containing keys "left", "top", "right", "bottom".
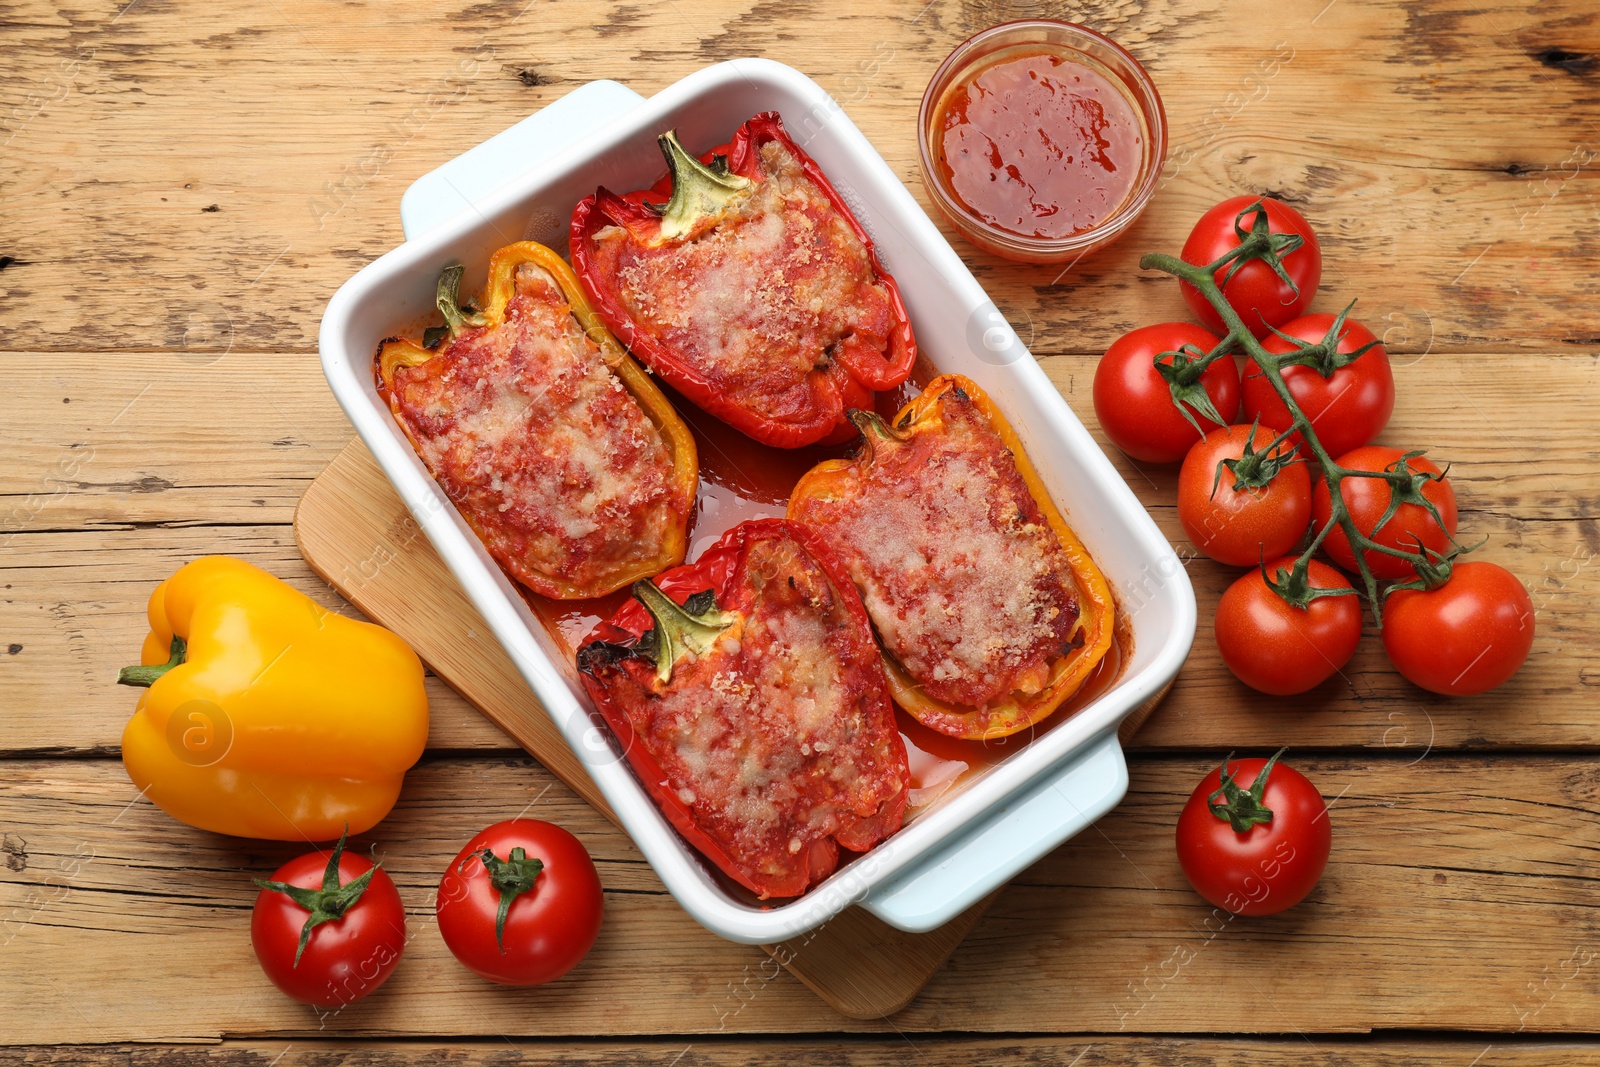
{"left": 318, "top": 59, "right": 1194, "bottom": 945}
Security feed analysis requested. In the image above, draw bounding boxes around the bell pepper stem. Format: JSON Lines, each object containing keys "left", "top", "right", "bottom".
{"left": 631, "top": 580, "right": 734, "bottom": 684}
{"left": 655, "top": 129, "right": 754, "bottom": 241}
{"left": 436, "top": 264, "right": 487, "bottom": 335}
{"left": 117, "top": 635, "right": 187, "bottom": 688}
{"left": 465, "top": 845, "right": 545, "bottom": 953}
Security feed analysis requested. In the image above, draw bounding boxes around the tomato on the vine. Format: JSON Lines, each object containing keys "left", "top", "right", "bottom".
{"left": 1382, "top": 561, "right": 1535, "bottom": 695}
{"left": 1313, "top": 445, "right": 1457, "bottom": 579}
{"left": 251, "top": 831, "right": 407, "bottom": 1007}
{"left": 1215, "top": 557, "right": 1362, "bottom": 696}
{"left": 1093, "top": 322, "right": 1240, "bottom": 464}
{"left": 1178, "top": 424, "right": 1311, "bottom": 567}
{"left": 1241, "top": 312, "right": 1395, "bottom": 460}
{"left": 1175, "top": 750, "right": 1331, "bottom": 916}
{"left": 436, "top": 819, "right": 603, "bottom": 986}
{"left": 1181, "top": 197, "right": 1322, "bottom": 338}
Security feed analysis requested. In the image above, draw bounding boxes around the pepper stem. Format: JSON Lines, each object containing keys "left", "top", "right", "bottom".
{"left": 252, "top": 826, "right": 379, "bottom": 967}
{"left": 436, "top": 264, "right": 487, "bottom": 335}
{"left": 630, "top": 581, "right": 734, "bottom": 685}
{"left": 1206, "top": 748, "right": 1286, "bottom": 833}
{"left": 654, "top": 129, "right": 754, "bottom": 241}
{"left": 464, "top": 845, "right": 545, "bottom": 953}
{"left": 117, "top": 635, "right": 187, "bottom": 688}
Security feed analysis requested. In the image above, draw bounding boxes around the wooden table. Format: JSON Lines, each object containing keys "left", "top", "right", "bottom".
{"left": 4, "top": 0, "right": 1598, "bottom": 1061}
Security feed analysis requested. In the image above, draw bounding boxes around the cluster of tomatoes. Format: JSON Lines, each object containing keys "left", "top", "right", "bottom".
{"left": 1095, "top": 195, "right": 1536, "bottom": 700}
{"left": 250, "top": 819, "right": 602, "bottom": 1007}
{"left": 1095, "top": 195, "right": 1539, "bottom": 918}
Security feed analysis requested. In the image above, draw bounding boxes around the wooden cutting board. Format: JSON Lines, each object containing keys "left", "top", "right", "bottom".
{"left": 294, "top": 439, "right": 1166, "bottom": 1018}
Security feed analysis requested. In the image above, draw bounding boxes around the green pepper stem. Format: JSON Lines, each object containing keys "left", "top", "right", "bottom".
{"left": 117, "top": 635, "right": 187, "bottom": 688}
{"left": 436, "top": 264, "right": 487, "bottom": 335}
{"left": 655, "top": 129, "right": 754, "bottom": 241}
{"left": 631, "top": 580, "right": 734, "bottom": 684}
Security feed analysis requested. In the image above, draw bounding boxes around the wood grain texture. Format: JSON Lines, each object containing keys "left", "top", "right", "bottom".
{"left": 4, "top": 0, "right": 1600, "bottom": 1051}
{"left": 5, "top": 1038, "right": 1600, "bottom": 1066}
{"left": 5, "top": 755, "right": 1600, "bottom": 1042}
{"left": 6, "top": 353, "right": 1594, "bottom": 755}
{"left": 1, "top": 0, "right": 1597, "bottom": 356}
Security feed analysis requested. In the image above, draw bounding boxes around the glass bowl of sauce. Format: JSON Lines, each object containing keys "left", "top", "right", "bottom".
{"left": 918, "top": 20, "right": 1166, "bottom": 265}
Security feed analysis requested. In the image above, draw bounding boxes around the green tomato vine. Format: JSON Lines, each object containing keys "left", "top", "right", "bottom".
{"left": 1139, "top": 201, "right": 1462, "bottom": 623}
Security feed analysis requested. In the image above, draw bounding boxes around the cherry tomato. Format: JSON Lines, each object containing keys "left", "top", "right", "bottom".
{"left": 1177, "top": 424, "right": 1311, "bottom": 566}
{"left": 1180, "top": 197, "right": 1322, "bottom": 338}
{"left": 1215, "top": 557, "right": 1362, "bottom": 696}
{"left": 1093, "top": 322, "right": 1241, "bottom": 464}
{"left": 1241, "top": 313, "right": 1395, "bottom": 460}
{"left": 1383, "top": 561, "right": 1535, "bottom": 695}
{"left": 436, "top": 819, "right": 603, "bottom": 986}
{"left": 1176, "top": 750, "right": 1331, "bottom": 916}
{"left": 251, "top": 832, "right": 406, "bottom": 1007}
{"left": 1312, "top": 446, "right": 1457, "bottom": 579}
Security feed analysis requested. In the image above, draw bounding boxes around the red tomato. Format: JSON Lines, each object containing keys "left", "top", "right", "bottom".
{"left": 436, "top": 819, "right": 603, "bottom": 986}
{"left": 1241, "top": 313, "right": 1395, "bottom": 460}
{"left": 1383, "top": 561, "right": 1535, "bottom": 695}
{"left": 1175, "top": 751, "right": 1331, "bottom": 916}
{"left": 1180, "top": 197, "right": 1322, "bottom": 338}
{"left": 1177, "top": 424, "right": 1311, "bottom": 566}
{"left": 251, "top": 833, "right": 407, "bottom": 1007}
{"left": 1215, "top": 557, "right": 1362, "bottom": 695}
{"left": 1312, "top": 446, "right": 1458, "bottom": 579}
{"left": 1093, "top": 322, "right": 1241, "bottom": 463}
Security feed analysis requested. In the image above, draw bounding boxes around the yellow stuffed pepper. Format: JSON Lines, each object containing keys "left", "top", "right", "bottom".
{"left": 119, "top": 556, "right": 429, "bottom": 840}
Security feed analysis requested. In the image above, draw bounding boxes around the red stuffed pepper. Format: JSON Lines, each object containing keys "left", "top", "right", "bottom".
{"left": 576, "top": 519, "right": 909, "bottom": 899}
{"left": 570, "top": 112, "right": 918, "bottom": 448}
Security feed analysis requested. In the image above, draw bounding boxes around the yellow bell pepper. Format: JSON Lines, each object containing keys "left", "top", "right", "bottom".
{"left": 118, "top": 556, "right": 429, "bottom": 840}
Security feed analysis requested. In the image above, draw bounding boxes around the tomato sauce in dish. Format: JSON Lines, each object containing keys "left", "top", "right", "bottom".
{"left": 932, "top": 48, "right": 1142, "bottom": 240}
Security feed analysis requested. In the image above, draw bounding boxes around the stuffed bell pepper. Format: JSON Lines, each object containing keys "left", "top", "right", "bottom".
{"left": 570, "top": 112, "right": 917, "bottom": 449}
{"left": 576, "top": 519, "right": 909, "bottom": 899}
{"left": 788, "top": 375, "right": 1115, "bottom": 740}
{"left": 376, "top": 241, "right": 698, "bottom": 600}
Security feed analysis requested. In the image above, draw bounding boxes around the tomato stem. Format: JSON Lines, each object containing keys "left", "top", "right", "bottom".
{"left": 465, "top": 845, "right": 545, "bottom": 954}
{"left": 1140, "top": 205, "right": 1466, "bottom": 627}
{"left": 1206, "top": 748, "right": 1286, "bottom": 833}
{"left": 253, "top": 826, "right": 379, "bottom": 967}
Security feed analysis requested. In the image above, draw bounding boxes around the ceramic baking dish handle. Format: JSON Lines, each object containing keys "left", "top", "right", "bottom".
{"left": 860, "top": 729, "right": 1129, "bottom": 932}
{"left": 399, "top": 80, "right": 647, "bottom": 241}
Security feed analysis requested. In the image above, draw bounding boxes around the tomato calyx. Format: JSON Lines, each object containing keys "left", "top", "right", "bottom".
{"left": 1153, "top": 339, "right": 1236, "bottom": 435}
{"left": 252, "top": 827, "right": 379, "bottom": 967}
{"left": 1214, "top": 200, "right": 1306, "bottom": 297}
{"left": 117, "top": 634, "right": 186, "bottom": 688}
{"left": 1264, "top": 301, "right": 1383, "bottom": 379}
{"left": 645, "top": 129, "right": 754, "bottom": 241}
{"left": 1358, "top": 450, "right": 1456, "bottom": 561}
{"left": 1259, "top": 556, "right": 1358, "bottom": 611}
{"left": 1214, "top": 419, "right": 1299, "bottom": 495}
{"left": 464, "top": 845, "right": 546, "bottom": 953}
{"left": 1207, "top": 748, "right": 1287, "bottom": 833}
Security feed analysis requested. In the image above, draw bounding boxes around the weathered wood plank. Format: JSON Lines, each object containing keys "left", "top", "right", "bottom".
{"left": 4, "top": 755, "right": 1600, "bottom": 1042}
{"left": 4, "top": 350, "right": 1597, "bottom": 531}
{"left": 3, "top": 1037, "right": 1598, "bottom": 1065}
{"left": 1, "top": 0, "right": 1597, "bottom": 354}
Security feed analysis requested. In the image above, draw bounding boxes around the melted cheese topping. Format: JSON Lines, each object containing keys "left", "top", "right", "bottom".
{"left": 391, "top": 265, "right": 676, "bottom": 594}
{"left": 798, "top": 392, "right": 1081, "bottom": 709}
{"left": 593, "top": 140, "right": 893, "bottom": 425}
{"left": 608, "top": 534, "right": 905, "bottom": 894}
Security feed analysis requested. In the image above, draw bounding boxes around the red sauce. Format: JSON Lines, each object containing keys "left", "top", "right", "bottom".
{"left": 521, "top": 356, "right": 1129, "bottom": 823}
{"left": 933, "top": 49, "right": 1142, "bottom": 240}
